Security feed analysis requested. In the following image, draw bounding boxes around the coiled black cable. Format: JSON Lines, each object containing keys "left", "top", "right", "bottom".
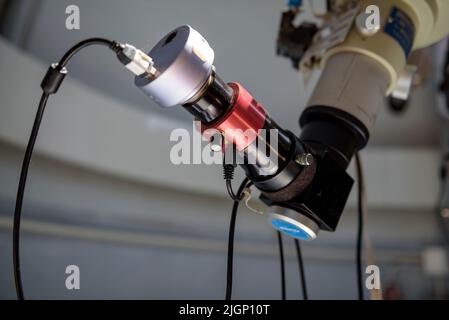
{"left": 13, "top": 38, "right": 119, "bottom": 300}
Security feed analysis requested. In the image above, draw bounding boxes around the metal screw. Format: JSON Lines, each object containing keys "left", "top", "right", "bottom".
{"left": 295, "top": 153, "right": 314, "bottom": 166}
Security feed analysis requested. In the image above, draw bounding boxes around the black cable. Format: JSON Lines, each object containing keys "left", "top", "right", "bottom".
{"left": 223, "top": 163, "right": 242, "bottom": 202}
{"left": 225, "top": 177, "right": 251, "bottom": 300}
{"left": 58, "top": 38, "right": 121, "bottom": 67}
{"left": 277, "top": 231, "right": 286, "bottom": 300}
{"left": 13, "top": 38, "right": 118, "bottom": 300}
{"left": 294, "top": 239, "right": 308, "bottom": 300}
{"left": 355, "top": 153, "right": 364, "bottom": 300}
{"left": 13, "top": 92, "right": 48, "bottom": 300}
{"left": 225, "top": 179, "right": 241, "bottom": 201}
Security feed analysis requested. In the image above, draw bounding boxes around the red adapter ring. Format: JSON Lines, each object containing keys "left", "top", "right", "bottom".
{"left": 200, "top": 82, "right": 267, "bottom": 151}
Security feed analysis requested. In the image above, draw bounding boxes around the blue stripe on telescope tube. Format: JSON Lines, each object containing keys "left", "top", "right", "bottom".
{"left": 271, "top": 218, "right": 311, "bottom": 240}
{"left": 288, "top": 0, "right": 302, "bottom": 8}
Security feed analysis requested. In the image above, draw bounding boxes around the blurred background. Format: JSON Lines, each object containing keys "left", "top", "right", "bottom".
{"left": 0, "top": 0, "right": 448, "bottom": 299}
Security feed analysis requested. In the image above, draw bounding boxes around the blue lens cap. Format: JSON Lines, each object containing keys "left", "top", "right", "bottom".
{"left": 268, "top": 208, "right": 319, "bottom": 241}
{"left": 271, "top": 218, "right": 311, "bottom": 240}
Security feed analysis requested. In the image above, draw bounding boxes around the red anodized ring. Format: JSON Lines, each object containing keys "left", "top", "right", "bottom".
{"left": 201, "top": 82, "right": 267, "bottom": 151}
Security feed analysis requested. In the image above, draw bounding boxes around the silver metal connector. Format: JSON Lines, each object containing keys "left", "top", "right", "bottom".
{"left": 119, "top": 44, "right": 159, "bottom": 79}
{"left": 295, "top": 153, "right": 314, "bottom": 166}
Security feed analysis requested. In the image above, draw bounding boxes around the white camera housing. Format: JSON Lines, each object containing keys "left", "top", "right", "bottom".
{"left": 135, "top": 25, "right": 215, "bottom": 108}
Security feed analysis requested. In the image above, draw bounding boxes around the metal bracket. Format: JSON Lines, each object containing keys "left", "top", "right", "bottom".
{"left": 391, "top": 64, "right": 418, "bottom": 101}
{"left": 300, "top": 4, "right": 360, "bottom": 71}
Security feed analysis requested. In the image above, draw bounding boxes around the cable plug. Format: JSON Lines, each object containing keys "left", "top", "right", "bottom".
{"left": 116, "top": 43, "right": 159, "bottom": 78}
{"left": 224, "top": 164, "right": 244, "bottom": 202}
{"left": 41, "top": 63, "right": 67, "bottom": 94}
{"left": 223, "top": 163, "right": 237, "bottom": 180}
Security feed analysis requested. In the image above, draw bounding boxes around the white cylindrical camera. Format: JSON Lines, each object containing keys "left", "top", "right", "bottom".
{"left": 135, "top": 25, "right": 215, "bottom": 108}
